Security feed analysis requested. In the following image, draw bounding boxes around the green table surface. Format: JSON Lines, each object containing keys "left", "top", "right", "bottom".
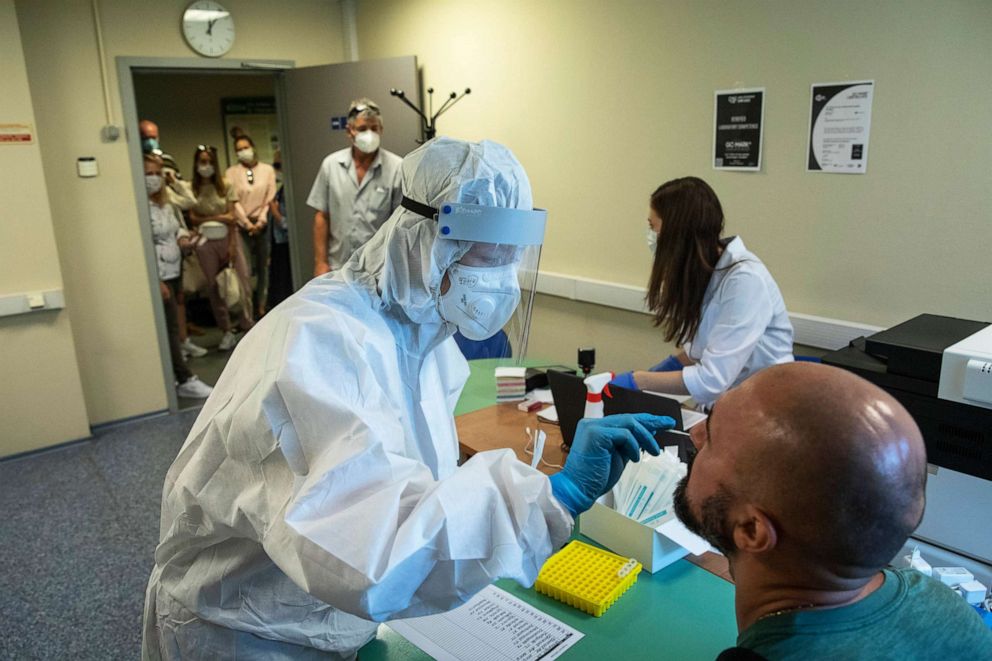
{"left": 360, "top": 358, "right": 738, "bottom": 660}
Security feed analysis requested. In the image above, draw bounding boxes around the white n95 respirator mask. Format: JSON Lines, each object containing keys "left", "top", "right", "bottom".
{"left": 354, "top": 130, "right": 380, "bottom": 154}
{"left": 439, "top": 262, "right": 521, "bottom": 340}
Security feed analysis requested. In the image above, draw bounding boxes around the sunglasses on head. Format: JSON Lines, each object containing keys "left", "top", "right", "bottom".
{"left": 348, "top": 102, "right": 380, "bottom": 118}
{"left": 196, "top": 145, "right": 217, "bottom": 152}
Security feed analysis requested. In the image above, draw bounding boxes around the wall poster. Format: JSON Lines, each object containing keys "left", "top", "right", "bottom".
{"left": 713, "top": 88, "right": 764, "bottom": 171}
{"left": 807, "top": 81, "right": 874, "bottom": 174}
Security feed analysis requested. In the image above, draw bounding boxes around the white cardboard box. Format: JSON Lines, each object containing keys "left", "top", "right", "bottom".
{"left": 580, "top": 493, "right": 712, "bottom": 573}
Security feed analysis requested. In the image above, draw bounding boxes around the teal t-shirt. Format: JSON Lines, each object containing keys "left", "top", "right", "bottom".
{"left": 738, "top": 568, "right": 992, "bottom": 659}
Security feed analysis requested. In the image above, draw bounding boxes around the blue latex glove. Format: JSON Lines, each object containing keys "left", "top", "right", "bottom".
{"left": 609, "top": 371, "right": 639, "bottom": 391}
{"left": 549, "top": 414, "right": 676, "bottom": 517}
{"left": 650, "top": 354, "right": 684, "bottom": 372}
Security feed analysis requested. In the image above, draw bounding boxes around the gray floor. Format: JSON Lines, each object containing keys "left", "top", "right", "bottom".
{"left": 0, "top": 408, "right": 199, "bottom": 660}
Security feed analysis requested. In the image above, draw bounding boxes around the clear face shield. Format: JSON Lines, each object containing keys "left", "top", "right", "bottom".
{"left": 406, "top": 199, "right": 547, "bottom": 363}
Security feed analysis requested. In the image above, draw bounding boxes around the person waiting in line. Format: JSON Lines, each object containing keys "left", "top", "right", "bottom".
{"left": 307, "top": 98, "right": 403, "bottom": 277}
{"left": 143, "top": 154, "right": 213, "bottom": 399}
{"left": 139, "top": 118, "right": 207, "bottom": 359}
{"left": 266, "top": 150, "right": 293, "bottom": 309}
{"left": 674, "top": 362, "right": 992, "bottom": 658}
{"left": 611, "top": 177, "right": 793, "bottom": 406}
{"left": 188, "top": 145, "right": 253, "bottom": 351}
{"left": 226, "top": 134, "right": 276, "bottom": 318}
{"left": 142, "top": 137, "right": 675, "bottom": 659}
{"left": 140, "top": 119, "right": 197, "bottom": 210}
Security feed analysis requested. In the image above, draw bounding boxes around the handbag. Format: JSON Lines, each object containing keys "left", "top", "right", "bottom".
{"left": 216, "top": 262, "right": 245, "bottom": 311}
{"left": 182, "top": 254, "right": 207, "bottom": 296}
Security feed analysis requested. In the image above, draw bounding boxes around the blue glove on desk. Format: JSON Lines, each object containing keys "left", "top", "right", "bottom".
{"left": 610, "top": 371, "right": 639, "bottom": 391}
{"left": 549, "top": 414, "right": 675, "bottom": 517}
{"left": 650, "top": 354, "right": 683, "bottom": 372}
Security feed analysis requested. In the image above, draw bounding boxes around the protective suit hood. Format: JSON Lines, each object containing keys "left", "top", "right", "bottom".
{"left": 341, "top": 137, "right": 534, "bottom": 339}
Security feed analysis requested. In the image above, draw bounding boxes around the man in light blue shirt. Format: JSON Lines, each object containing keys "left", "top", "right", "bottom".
{"left": 307, "top": 98, "right": 403, "bottom": 276}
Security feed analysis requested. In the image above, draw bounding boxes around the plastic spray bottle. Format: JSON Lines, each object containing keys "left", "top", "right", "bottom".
{"left": 583, "top": 371, "right": 614, "bottom": 419}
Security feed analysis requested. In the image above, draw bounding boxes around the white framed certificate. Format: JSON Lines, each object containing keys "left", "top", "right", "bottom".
{"left": 807, "top": 80, "right": 874, "bottom": 174}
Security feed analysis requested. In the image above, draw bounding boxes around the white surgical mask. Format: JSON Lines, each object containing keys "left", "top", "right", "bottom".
{"left": 237, "top": 148, "right": 254, "bottom": 164}
{"left": 354, "top": 130, "right": 380, "bottom": 154}
{"left": 438, "top": 262, "right": 520, "bottom": 341}
{"left": 145, "top": 174, "right": 163, "bottom": 195}
{"left": 646, "top": 227, "right": 658, "bottom": 255}
{"left": 197, "top": 164, "right": 215, "bottom": 178}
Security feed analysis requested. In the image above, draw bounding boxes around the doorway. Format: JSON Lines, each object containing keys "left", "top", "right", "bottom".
{"left": 133, "top": 68, "right": 282, "bottom": 409}
{"left": 118, "top": 56, "right": 420, "bottom": 413}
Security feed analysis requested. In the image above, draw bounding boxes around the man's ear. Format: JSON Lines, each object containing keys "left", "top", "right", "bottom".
{"left": 732, "top": 504, "right": 777, "bottom": 554}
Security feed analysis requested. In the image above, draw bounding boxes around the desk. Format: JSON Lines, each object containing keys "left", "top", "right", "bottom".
{"left": 456, "top": 404, "right": 568, "bottom": 475}
{"left": 360, "top": 359, "right": 738, "bottom": 660}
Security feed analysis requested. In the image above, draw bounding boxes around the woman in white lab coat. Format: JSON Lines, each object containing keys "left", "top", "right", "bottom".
{"left": 611, "top": 177, "right": 793, "bottom": 406}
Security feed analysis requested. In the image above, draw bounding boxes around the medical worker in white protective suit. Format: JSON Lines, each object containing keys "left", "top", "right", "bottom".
{"left": 142, "top": 137, "right": 674, "bottom": 659}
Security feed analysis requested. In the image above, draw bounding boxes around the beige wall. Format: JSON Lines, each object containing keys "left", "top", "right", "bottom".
{"left": 15, "top": 0, "right": 345, "bottom": 425}
{"left": 1, "top": 0, "right": 90, "bottom": 456}
{"left": 134, "top": 71, "right": 277, "bottom": 175}
{"left": 528, "top": 294, "right": 678, "bottom": 373}
{"left": 358, "top": 0, "right": 992, "bottom": 363}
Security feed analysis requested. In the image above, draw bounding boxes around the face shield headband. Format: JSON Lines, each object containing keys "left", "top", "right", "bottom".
{"left": 400, "top": 196, "right": 547, "bottom": 247}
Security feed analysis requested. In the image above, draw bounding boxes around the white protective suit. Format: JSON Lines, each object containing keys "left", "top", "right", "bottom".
{"left": 142, "top": 138, "right": 573, "bottom": 659}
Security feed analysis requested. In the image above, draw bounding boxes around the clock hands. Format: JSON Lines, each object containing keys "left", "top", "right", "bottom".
{"left": 207, "top": 18, "right": 217, "bottom": 36}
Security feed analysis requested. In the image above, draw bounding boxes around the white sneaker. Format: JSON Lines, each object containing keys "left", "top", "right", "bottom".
{"left": 181, "top": 338, "right": 208, "bottom": 358}
{"left": 176, "top": 375, "right": 213, "bottom": 399}
{"left": 218, "top": 331, "right": 239, "bottom": 351}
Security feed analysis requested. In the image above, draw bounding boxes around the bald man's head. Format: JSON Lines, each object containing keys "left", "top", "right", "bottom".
{"left": 675, "top": 362, "right": 927, "bottom": 577}
{"left": 139, "top": 120, "right": 158, "bottom": 140}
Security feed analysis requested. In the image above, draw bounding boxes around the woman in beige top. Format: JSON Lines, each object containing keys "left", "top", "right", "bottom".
{"left": 189, "top": 146, "right": 254, "bottom": 350}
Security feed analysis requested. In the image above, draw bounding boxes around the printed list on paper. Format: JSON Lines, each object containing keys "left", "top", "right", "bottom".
{"left": 387, "top": 584, "right": 583, "bottom": 661}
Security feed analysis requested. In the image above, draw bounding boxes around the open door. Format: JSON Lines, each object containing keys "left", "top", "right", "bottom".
{"left": 277, "top": 56, "right": 420, "bottom": 290}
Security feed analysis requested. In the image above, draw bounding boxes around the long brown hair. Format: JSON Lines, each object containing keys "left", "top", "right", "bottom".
{"left": 191, "top": 145, "right": 227, "bottom": 197}
{"left": 645, "top": 177, "right": 725, "bottom": 346}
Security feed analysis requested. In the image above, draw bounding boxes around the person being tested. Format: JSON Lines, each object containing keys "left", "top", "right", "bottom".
{"left": 611, "top": 177, "right": 793, "bottom": 406}
{"left": 142, "top": 137, "right": 672, "bottom": 659}
{"left": 673, "top": 362, "right": 992, "bottom": 657}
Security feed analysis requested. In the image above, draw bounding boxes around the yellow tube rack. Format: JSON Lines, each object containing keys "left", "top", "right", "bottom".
{"left": 535, "top": 540, "right": 642, "bottom": 617}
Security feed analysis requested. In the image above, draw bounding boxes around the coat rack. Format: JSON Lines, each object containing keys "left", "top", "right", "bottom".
{"left": 390, "top": 86, "right": 472, "bottom": 143}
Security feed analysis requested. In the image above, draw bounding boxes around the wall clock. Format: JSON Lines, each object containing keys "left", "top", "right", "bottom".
{"left": 182, "top": 1, "right": 235, "bottom": 58}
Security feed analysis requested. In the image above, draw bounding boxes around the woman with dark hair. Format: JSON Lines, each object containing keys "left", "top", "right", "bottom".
{"left": 611, "top": 177, "right": 793, "bottom": 406}
{"left": 189, "top": 145, "right": 254, "bottom": 351}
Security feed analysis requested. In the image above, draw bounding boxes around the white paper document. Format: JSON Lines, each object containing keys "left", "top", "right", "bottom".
{"left": 529, "top": 387, "right": 555, "bottom": 404}
{"left": 388, "top": 584, "right": 583, "bottom": 661}
{"left": 536, "top": 404, "right": 559, "bottom": 424}
{"left": 644, "top": 389, "right": 692, "bottom": 405}
{"left": 807, "top": 80, "right": 874, "bottom": 173}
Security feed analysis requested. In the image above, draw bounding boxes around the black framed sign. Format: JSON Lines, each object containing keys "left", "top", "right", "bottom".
{"left": 713, "top": 88, "right": 764, "bottom": 171}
